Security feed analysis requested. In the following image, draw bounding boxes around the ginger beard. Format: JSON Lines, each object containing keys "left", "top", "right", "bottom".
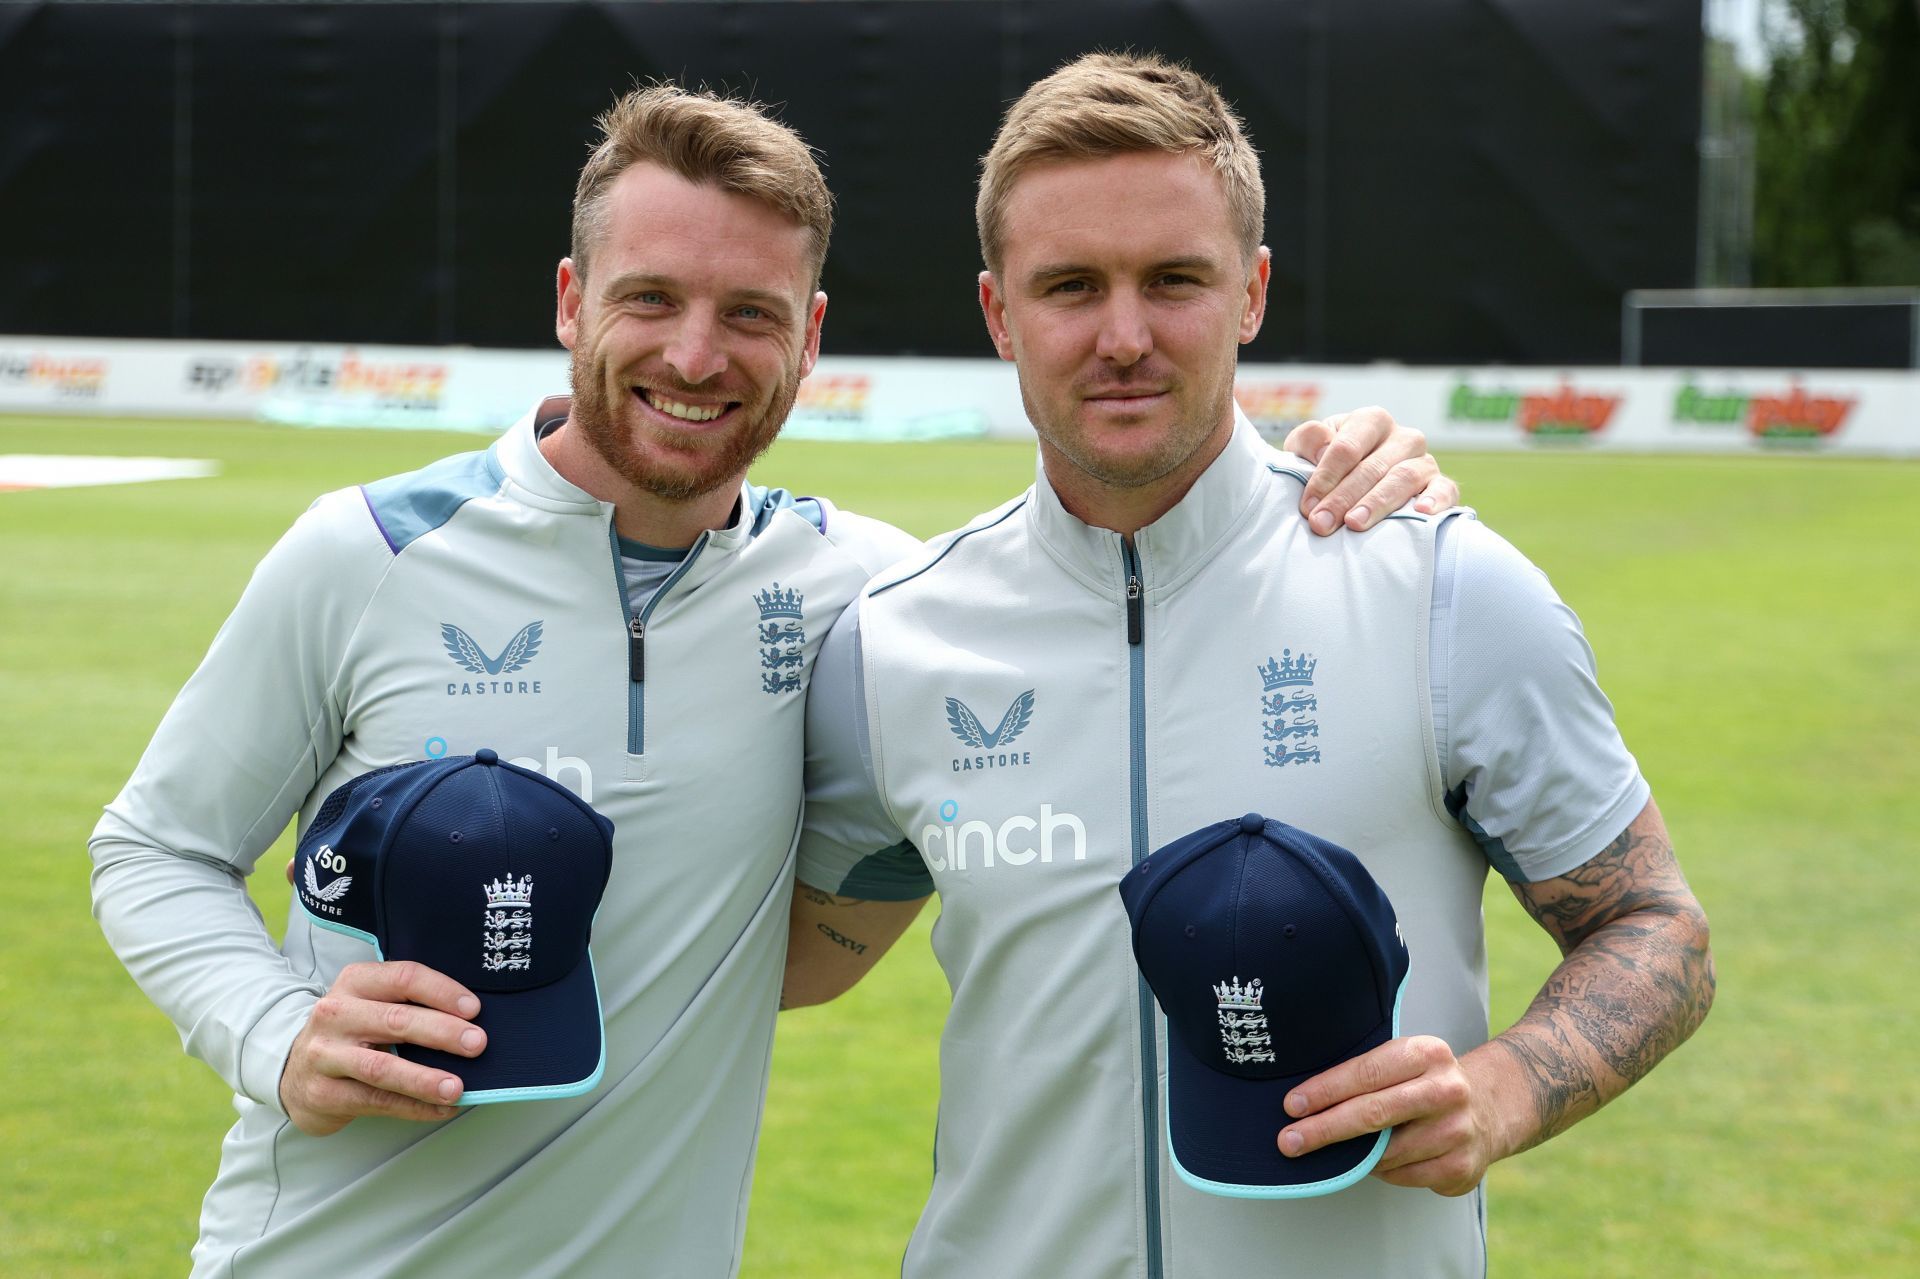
{"left": 566, "top": 344, "right": 803, "bottom": 504}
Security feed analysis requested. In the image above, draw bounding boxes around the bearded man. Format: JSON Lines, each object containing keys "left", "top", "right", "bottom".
{"left": 90, "top": 82, "right": 1449, "bottom": 1278}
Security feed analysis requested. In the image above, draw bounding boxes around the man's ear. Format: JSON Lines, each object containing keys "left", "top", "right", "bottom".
{"left": 1240, "top": 246, "right": 1271, "bottom": 345}
{"left": 799, "top": 291, "right": 828, "bottom": 379}
{"left": 979, "top": 271, "right": 1017, "bottom": 363}
{"left": 556, "top": 258, "right": 584, "bottom": 351}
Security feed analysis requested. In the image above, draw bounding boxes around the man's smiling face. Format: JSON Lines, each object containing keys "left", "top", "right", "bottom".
{"left": 556, "top": 161, "right": 824, "bottom": 505}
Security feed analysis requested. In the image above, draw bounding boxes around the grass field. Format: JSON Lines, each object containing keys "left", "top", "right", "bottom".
{"left": 3, "top": 414, "right": 1916, "bottom": 1277}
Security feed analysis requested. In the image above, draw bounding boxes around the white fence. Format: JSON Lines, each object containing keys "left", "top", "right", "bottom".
{"left": 4, "top": 335, "right": 1916, "bottom": 456}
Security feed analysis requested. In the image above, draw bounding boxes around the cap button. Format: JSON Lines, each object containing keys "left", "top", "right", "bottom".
{"left": 475, "top": 748, "right": 498, "bottom": 765}
{"left": 1239, "top": 812, "right": 1265, "bottom": 835}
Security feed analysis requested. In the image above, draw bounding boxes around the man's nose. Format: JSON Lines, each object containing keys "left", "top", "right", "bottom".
{"left": 663, "top": 310, "right": 728, "bottom": 385}
{"left": 1095, "top": 292, "right": 1153, "bottom": 367}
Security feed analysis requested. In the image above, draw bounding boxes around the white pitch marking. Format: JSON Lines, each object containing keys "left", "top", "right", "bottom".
{"left": 0, "top": 455, "right": 219, "bottom": 491}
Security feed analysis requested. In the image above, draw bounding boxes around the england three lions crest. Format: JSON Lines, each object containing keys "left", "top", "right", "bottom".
{"left": 1259, "top": 649, "right": 1321, "bottom": 768}
{"left": 482, "top": 874, "right": 533, "bottom": 972}
{"left": 1215, "top": 976, "right": 1275, "bottom": 1064}
{"left": 756, "top": 583, "right": 805, "bottom": 694}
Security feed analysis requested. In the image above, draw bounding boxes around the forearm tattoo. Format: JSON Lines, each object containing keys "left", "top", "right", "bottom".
{"left": 1494, "top": 808, "right": 1716, "bottom": 1151}
{"left": 799, "top": 885, "right": 872, "bottom": 953}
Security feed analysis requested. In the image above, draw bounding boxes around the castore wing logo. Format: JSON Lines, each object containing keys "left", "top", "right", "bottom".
{"left": 946, "top": 690, "right": 1036, "bottom": 750}
{"left": 303, "top": 857, "right": 352, "bottom": 903}
{"left": 442, "top": 621, "right": 544, "bottom": 675}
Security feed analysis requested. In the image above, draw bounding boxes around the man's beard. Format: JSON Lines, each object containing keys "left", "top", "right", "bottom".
{"left": 568, "top": 347, "right": 801, "bottom": 503}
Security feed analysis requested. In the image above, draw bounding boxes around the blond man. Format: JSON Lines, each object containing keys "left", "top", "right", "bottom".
{"left": 792, "top": 53, "right": 1713, "bottom": 1277}
{"left": 93, "top": 79, "right": 1446, "bottom": 1277}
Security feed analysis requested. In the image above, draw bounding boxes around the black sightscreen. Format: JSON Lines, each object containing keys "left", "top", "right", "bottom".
{"left": 0, "top": 0, "right": 1701, "bottom": 364}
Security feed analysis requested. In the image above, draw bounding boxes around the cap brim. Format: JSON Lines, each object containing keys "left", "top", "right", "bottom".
{"left": 1165, "top": 972, "right": 1406, "bottom": 1199}
{"left": 402, "top": 952, "right": 606, "bottom": 1105}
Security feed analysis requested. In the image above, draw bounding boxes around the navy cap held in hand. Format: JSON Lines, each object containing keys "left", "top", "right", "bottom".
{"left": 1118, "top": 813, "right": 1411, "bottom": 1198}
{"left": 293, "top": 749, "right": 615, "bottom": 1105}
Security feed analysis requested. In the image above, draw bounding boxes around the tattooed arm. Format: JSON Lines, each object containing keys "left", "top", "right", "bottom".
{"left": 1481, "top": 797, "right": 1715, "bottom": 1151}
{"left": 1274, "top": 798, "right": 1714, "bottom": 1193}
{"left": 781, "top": 886, "right": 929, "bottom": 1010}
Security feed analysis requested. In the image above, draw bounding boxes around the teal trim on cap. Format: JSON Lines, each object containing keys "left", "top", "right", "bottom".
{"left": 458, "top": 953, "right": 609, "bottom": 1106}
{"left": 1168, "top": 971, "right": 1409, "bottom": 1199}
{"left": 360, "top": 448, "right": 505, "bottom": 554}
{"left": 298, "top": 904, "right": 380, "bottom": 951}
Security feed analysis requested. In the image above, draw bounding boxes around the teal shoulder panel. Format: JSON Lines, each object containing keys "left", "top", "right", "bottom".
{"left": 360, "top": 449, "right": 506, "bottom": 555}
{"left": 745, "top": 484, "right": 827, "bottom": 537}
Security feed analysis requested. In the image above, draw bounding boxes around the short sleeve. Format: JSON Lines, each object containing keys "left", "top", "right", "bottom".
{"left": 1434, "top": 517, "right": 1650, "bottom": 883}
{"left": 800, "top": 594, "right": 931, "bottom": 900}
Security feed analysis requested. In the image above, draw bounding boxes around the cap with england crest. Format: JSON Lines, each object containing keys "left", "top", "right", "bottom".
{"left": 1117, "top": 813, "right": 1412, "bottom": 1198}
{"left": 293, "top": 749, "right": 615, "bottom": 1104}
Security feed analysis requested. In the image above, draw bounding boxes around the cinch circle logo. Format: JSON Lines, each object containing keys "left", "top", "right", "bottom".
{"left": 424, "top": 736, "right": 448, "bottom": 758}
{"left": 922, "top": 802, "right": 1086, "bottom": 872}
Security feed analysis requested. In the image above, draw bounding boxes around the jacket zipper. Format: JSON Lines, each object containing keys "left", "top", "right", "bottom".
{"left": 608, "top": 523, "right": 711, "bottom": 755}
{"left": 1122, "top": 537, "right": 1163, "bottom": 1279}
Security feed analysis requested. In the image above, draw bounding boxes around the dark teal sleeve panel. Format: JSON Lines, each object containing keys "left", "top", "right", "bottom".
{"left": 837, "top": 839, "right": 935, "bottom": 901}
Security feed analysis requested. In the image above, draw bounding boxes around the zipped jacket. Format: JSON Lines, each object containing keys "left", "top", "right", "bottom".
{"left": 91, "top": 397, "right": 919, "bottom": 1278}
{"left": 801, "top": 416, "right": 1648, "bottom": 1278}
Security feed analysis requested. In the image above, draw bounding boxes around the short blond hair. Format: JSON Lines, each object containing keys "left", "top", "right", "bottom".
{"left": 572, "top": 83, "right": 833, "bottom": 287}
{"left": 976, "top": 51, "right": 1263, "bottom": 273}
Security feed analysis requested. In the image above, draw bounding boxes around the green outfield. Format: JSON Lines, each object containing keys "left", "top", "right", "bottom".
{"left": 2, "top": 414, "right": 1915, "bottom": 1277}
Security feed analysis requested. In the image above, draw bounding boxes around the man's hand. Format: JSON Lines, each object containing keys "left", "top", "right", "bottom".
{"left": 279, "top": 961, "right": 486, "bottom": 1136}
{"left": 1277, "top": 1035, "right": 1505, "bottom": 1197}
{"left": 1283, "top": 407, "right": 1459, "bottom": 534}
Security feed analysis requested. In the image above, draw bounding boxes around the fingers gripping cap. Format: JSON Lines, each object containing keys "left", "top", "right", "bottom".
{"left": 293, "top": 749, "right": 616, "bottom": 1104}
{"left": 1117, "top": 814, "right": 1412, "bottom": 1198}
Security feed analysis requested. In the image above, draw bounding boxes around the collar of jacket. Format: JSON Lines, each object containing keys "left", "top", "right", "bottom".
{"left": 490, "top": 394, "right": 762, "bottom": 569}
{"left": 1028, "top": 406, "right": 1287, "bottom": 597}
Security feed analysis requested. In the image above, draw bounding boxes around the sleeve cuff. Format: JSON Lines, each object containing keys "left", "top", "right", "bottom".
{"left": 1515, "top": 775, "right": 1653, "bottom": 884}
{"left": 237, "top": 987, "right": 323, "bottom": 1113}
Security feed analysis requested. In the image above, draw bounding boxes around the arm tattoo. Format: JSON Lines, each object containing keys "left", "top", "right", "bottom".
{"left": 814, "top": 922, "right": 869, "bottom": 955}
{"left": 798, "top": 885, "right": 863, "bottom": 910}
{"left": 1494, "top": 805, "right": 1716, "bottom": 1151}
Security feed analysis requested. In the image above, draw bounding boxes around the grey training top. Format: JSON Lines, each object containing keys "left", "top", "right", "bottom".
{"left": 799, "top": 417, "right": 1648, "bottom": 1278}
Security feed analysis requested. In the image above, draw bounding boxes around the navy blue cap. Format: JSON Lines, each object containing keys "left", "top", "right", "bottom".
{"left": 293, "top": 749, "right": 615, "bottom": 1105}
{"left": 1118, "top": 813, "right": 1411, "bottom": 1198}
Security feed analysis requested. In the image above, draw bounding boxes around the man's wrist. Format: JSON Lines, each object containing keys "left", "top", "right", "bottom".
{"left": 240, "top": 989, "right": 322, "bottom": 1114}
{"left": 1458, "top": 1040, "right": 1543, "bottom": 1168}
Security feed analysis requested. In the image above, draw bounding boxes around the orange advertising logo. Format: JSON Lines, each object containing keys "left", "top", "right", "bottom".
{"left": 1233, "top": 381, "right": 1322, "bottom": 439}
{"left": 186, "top": 349, "right": 447, "bottom": 409}
{"left": 0, "top": 353, "right": 108, "bottom": 398}
{"left": 796, "top": 374, "right": 870, "bottom": 419}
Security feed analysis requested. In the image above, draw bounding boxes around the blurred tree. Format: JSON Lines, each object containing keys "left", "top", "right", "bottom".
{"left": 1753, "top": 0, "right": 1920, "bottom": 285}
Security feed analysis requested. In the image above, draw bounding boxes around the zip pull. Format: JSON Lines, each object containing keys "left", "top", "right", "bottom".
{"left": 628, "top": 615, "right": 645, "bottom": 682}
{"left": 1126, "top": 575, "right": 1143, "bottom": 646}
